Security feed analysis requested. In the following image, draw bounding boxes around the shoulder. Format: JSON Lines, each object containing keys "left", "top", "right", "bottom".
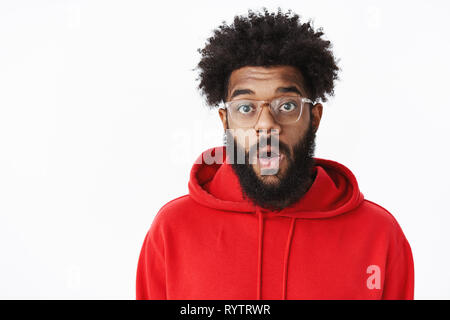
{"left": 359, "top": 200, "right": 414, "bottom": 267}
{"left": 151, "top": 194, "right": 191, "bottom": 222}
{"left": 356, "top": 199, "right": 409, "bottom": 241}
{"left": 148, "top": 194, "right": 203, "bottom": 230}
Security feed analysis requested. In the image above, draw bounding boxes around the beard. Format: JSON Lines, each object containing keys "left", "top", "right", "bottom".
{"left": 226, "top": 120, "right": 317, "bottom": 211}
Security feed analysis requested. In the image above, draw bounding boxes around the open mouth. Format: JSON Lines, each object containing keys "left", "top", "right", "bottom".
{"left": 257, "top": 149, "right": 284, "bottom": 170}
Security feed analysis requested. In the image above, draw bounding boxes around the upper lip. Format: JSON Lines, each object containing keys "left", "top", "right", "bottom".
{"left": 258, "top": 147, "right": 280, "bottom": 157}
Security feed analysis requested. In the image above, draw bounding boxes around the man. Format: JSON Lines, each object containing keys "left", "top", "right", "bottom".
{"left": 136, "top": 8, "right": 414, "bottom": 300}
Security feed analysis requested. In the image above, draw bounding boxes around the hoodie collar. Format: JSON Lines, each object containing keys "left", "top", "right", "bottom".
{"left": 188, "top": 146, "right": 364, "bottom": 219}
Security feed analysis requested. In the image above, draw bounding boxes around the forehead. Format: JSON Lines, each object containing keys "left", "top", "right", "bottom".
{"left": 228, "top": 65, "right": 306, "bottom": 93}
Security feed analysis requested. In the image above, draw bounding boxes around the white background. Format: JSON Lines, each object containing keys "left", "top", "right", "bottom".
{"left": 0, "top": 0, "right": 449, "bottom": 299}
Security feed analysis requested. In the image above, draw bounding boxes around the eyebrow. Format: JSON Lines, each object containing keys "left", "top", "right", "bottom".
{"left": 230, "top": 86, "right": 304, "bottom": 99}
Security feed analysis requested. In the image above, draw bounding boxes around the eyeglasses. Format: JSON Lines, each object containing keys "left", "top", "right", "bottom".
{"left": 220, "top": 95, "right": 314, "bottom": 127}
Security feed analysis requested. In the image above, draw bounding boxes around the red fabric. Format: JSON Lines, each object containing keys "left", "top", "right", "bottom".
{"left": 136, "top": 146, "right": 414, "bottom": 300}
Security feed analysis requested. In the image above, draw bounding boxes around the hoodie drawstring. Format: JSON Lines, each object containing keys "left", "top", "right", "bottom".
{"left": 256, "top": 207, "right": 297, "bottom": 300}
{"left": 256, "top": 207, "right": 264, "bottom": 300}
{"left": 282, "top": 217, "right": 296, "bottom": 300}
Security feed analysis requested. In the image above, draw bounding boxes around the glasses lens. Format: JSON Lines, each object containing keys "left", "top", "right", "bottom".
{"left": 272, "top": 96, "right": 302, "bottom": 124}
{"left": 229, "top": 101, "right": 258, "bottom": 125}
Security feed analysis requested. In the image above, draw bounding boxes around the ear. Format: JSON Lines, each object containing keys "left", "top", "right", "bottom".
{"left": 310, "top": 103, "right": 323, "bottom": 133}
{"left": 218, "top": 108, "right": 228, "bottom": 130}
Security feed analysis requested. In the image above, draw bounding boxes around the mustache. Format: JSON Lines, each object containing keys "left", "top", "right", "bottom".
{"left": 248, "top": 135, "right": 291, "bottom": 159}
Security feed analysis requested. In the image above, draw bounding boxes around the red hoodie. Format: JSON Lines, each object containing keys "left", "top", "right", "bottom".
{"left": 136, "top": 146, "right": 414, "bottom": 300}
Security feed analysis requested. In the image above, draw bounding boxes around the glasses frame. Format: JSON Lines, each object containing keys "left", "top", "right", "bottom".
{"left": 219, "top": 95, "right": 315, "bottom": 127}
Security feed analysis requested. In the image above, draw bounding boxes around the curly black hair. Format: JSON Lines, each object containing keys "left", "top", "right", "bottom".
{"left": 194, "top": 7, "right": 340, "bottom": 108}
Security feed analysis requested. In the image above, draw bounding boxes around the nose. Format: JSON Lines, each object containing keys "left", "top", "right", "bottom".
{"left": 254, "top": 104, "right": 282, "bottom": 135}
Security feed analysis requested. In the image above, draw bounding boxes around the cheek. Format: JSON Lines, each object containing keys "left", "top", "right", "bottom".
{"left": 281, "top": 126, "right": 303, "bottom": 154}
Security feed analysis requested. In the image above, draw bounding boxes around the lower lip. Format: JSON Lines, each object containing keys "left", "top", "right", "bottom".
{"left": 258, "top": 154, "right": 284, "bottom": 169}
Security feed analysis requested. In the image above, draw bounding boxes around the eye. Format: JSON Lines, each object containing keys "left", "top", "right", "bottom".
{"left": 279, "top": 102, "right": 297, "bottom": 112}
{"left": 237, "top": 103, "right": 255, "bottom": 114}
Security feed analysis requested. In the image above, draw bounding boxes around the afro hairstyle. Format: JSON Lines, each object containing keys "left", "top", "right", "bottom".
{"left": 194, "top": 7, "right": 340, "bottom": 108}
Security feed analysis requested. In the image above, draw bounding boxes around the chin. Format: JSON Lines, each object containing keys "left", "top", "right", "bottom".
{"left": 252, "top": 164, "right": 284, "bottom": 184}
{"left": 259, "top": 175, "right": 282, "bottom": 186}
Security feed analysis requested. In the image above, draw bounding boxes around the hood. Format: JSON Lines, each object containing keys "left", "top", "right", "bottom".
{"left": 188, "top": 146, "right": 364, "bottom": 219}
